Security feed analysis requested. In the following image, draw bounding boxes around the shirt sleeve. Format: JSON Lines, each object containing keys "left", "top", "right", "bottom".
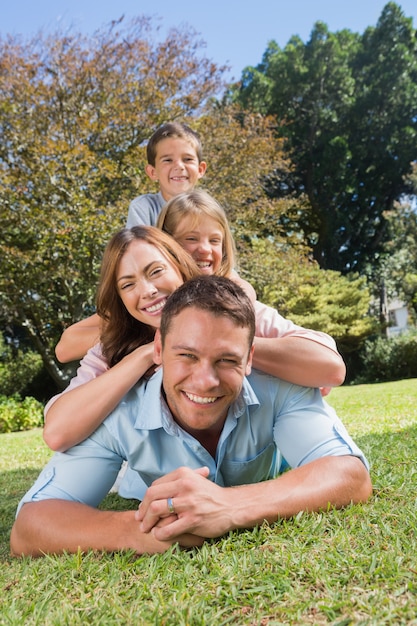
{"left": 254, "top": 300, "right": 338, "bottom": 352}
{"left": 15, "top": 428, "right": 125, "bottom": 514}
{"left": 271, "top": 383, "right": 369, "bottom": 470}
{"left": 126, "top": 193, "right": 165, "bottom": 227}
{"left": 44, "top": 343, "right": 109, "bottom": 416}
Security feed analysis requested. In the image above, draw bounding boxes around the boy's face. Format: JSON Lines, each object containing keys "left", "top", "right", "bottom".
{"left": 154, "top": 306, "right": 253, "bottom": 441}
{"left": 145, "top": 137, "right": 207, "bottom": 201}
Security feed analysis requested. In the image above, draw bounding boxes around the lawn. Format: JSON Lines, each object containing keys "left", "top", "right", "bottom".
{"left": 1, "top": 379, "right": 416, "bottom": 625}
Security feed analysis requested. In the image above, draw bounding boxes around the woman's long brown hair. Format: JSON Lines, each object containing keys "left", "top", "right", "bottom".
{"left": 96, "top": 226, "right": 200, "bottom": 367}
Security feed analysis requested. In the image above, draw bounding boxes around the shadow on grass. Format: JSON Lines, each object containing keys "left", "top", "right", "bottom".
{"left": 1, "top": 424, "right": 416, "bottom": 561}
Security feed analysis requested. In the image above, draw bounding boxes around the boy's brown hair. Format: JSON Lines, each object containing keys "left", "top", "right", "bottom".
{"left": 146, "top": 122, "right": 203, "bottom": 166}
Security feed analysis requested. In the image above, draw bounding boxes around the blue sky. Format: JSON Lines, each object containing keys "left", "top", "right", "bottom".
{"left": 2, "top": 1, "right": 416, "bottom": 81}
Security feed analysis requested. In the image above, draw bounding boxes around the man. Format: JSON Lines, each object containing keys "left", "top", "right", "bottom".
{"left": 11, "top": 276, "right": 372, "bottom": 557}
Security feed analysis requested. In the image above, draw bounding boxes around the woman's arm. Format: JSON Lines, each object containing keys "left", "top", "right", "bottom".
{"left": 55, "top": 314, "right": 102, "bottom": 363}
{"left": 252, "top": 300, "right": 346, "bottom": 389}
{"left": 252, "top": 335, "right": 345, "bottom": 388}
{"left": 43, "top": 342, "right": 155, "bottom": 452}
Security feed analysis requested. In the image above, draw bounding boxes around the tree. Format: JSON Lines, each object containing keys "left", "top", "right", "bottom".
{"left": 0, "top": 17, "right": 227, "bottom": 389}
{"left": 240, "top": 238, "right": 375, "bottom": 359}
{"left": 0, "top": 334, "right": 43, "bottom": 396}
{"left": 1, "top": 17, "right": 379, "bottom": 395}
{"left": 365, "top": 198, "right": 417, "bottom": 326}
{"left": 236, "top": 2, "right": 417, "bottom": 273}
{"left": 196, "top": 105, "right": 308, "bottom": 255}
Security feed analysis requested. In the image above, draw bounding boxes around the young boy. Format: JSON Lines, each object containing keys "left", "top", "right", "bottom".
{"left": 126, "top": 122, "right": 207, "bottom": 227}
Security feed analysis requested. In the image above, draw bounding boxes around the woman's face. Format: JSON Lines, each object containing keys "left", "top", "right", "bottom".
{"left": 172, "top": 215, "right": 224, "bottom": 275}
{"left": 116, "top": 239, "right": 184, "bottom": 328}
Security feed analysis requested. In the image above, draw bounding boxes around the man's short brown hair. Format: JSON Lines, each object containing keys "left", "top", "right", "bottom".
{"left": 160, "top": 275, "right": 256, "bottom": 349}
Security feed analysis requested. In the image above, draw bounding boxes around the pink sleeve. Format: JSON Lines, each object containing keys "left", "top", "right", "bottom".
{"left": 44, "top": 343, "right": 109, "bottom": 416}
{"left": 254, "top": 300, "right": 339, "bottom": 352}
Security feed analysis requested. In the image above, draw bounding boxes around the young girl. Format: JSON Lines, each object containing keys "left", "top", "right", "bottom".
{"left": 157, "top": 188, "right": 256, "bottom": 300}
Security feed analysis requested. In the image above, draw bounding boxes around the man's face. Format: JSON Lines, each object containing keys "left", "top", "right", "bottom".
{"left": 154, "top": 307, "right": 254, "bottom": 441}
{"left": 145, "top": 137, "right": 207, "bottom": 201}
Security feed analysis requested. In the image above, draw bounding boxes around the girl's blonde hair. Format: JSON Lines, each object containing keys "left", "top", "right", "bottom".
{"left": 96, "top": 225, "right": 200, "bottom": 366}
{"left": 156, "top": 189, "right": 237, "bottom": 277}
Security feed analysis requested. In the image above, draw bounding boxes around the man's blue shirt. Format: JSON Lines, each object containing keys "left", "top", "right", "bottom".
{"left": 17, "top": 369, "right": 368, "bottom": 513}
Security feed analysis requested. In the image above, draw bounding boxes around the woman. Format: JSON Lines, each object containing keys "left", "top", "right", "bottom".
{"left": 43, "top": 226, "right": 200, "bottom": 451}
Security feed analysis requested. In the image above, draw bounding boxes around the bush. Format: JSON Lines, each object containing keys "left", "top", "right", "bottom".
{"left": 354, "top": 330, "right": 417, "bottom": 383}
{"left": 0, "top": 394, "right": 44, "bottom": 433}
{"left": 0, "top": 335, "right": 43, "bottom": 397}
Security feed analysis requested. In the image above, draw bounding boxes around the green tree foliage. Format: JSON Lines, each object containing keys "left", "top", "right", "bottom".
{"left": 364, "top": 200, "right": 417, "bottom": 325}
{"left": 196, "top": 106, "right": 308, "bottom": 254}
{"left": 236, "top": 2, "right": 417, "bottom": 273}
{"left": 0, "top": 394, "right": 43, "bottom": 433}
{"left": 363, "top": 160, "right": 417, "bottom": 329}
{"left": 0, "top": 334, "right": 43, "bottom": 396}
{"left": 241, "top": 237, "right": 376, "bottom": 356}
{"left": 355, "top": 330, "right": 417, "bottom": 383}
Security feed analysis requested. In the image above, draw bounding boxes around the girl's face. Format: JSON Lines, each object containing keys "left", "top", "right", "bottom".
{"left": 116, "top": 239, "right": 184, "bottom": 328}
{"left": 173, "top": 215, "right": 224, "bottom": 275}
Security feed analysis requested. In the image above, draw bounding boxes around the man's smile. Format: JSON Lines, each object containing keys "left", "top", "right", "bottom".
{"left": 184, "top": 392, "right": 218, "bottom": 404}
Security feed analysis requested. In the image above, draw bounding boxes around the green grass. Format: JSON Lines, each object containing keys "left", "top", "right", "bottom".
{"left": 1, "top": 379, "right": 416, "bottom": 625}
